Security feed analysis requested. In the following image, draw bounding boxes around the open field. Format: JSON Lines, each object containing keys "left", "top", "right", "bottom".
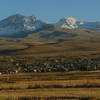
{"left": 0, "top": 71, "right": 100, "bottom": 100}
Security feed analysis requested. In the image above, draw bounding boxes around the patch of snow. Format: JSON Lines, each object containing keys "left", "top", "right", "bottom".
{"left": 57, "top": 17, "right": 79, "bottom": 29}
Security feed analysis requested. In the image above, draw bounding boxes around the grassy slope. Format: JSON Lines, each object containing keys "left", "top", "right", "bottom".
{"left": 0, "top": 28, "right": 100, "bottom": 58}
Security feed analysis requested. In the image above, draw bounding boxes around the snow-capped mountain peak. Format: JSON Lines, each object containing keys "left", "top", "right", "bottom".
{"left": 0, "top": 14, "right": 46, "bottom": 36}
{"left": 57, "top": 17, "right": 100, "bottom": 30}
{"left": 64, "top": 17, "right": 78, "bottom": 23}
{"left": 57, "top": 17, "right": 80, "bottom": 29}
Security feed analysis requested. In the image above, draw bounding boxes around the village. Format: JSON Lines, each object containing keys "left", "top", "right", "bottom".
{"left": 0, "top": 56, "right": 100, "bottom": 74}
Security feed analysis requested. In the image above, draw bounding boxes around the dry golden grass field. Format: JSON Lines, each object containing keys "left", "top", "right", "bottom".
{"left": 0, "top": 71, "right": 100, "bottom": 100}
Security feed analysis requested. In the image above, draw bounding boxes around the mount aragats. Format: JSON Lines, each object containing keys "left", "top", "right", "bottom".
{"left": 0, "top": 14, "right": 100, "bottom": 58}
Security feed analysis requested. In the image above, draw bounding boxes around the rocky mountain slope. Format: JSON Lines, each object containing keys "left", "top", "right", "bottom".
{"left": 0, "top": 14, "right": 47, "bottom": 36}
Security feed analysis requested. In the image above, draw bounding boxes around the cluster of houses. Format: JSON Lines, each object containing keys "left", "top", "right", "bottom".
{"left": 0, "top": 57, "right": 100, "bottom": 74}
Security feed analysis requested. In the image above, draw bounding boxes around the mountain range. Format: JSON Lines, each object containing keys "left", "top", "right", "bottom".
{"left": 0, "top": 14, "right": 100, "bottom": 36}
{"left": 0, "top": 14, "right": 100, "bottom": 58}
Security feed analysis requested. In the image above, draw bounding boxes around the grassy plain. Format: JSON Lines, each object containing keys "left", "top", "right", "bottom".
{"left": 0, "top": 71, "right": 100, "bottom": 100}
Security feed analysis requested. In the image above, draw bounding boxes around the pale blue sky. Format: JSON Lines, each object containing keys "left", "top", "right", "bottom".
{"left": 0, "top": 0, "right": 100, "bottom": 22}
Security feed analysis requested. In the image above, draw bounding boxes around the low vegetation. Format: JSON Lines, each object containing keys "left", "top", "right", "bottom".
{"left": 0, "top": 71, "right": 100, "bottom": 100}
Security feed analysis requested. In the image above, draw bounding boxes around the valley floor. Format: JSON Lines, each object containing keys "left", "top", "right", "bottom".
{"left": 0, "top": 71, "right": 100, "bottom": 100}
